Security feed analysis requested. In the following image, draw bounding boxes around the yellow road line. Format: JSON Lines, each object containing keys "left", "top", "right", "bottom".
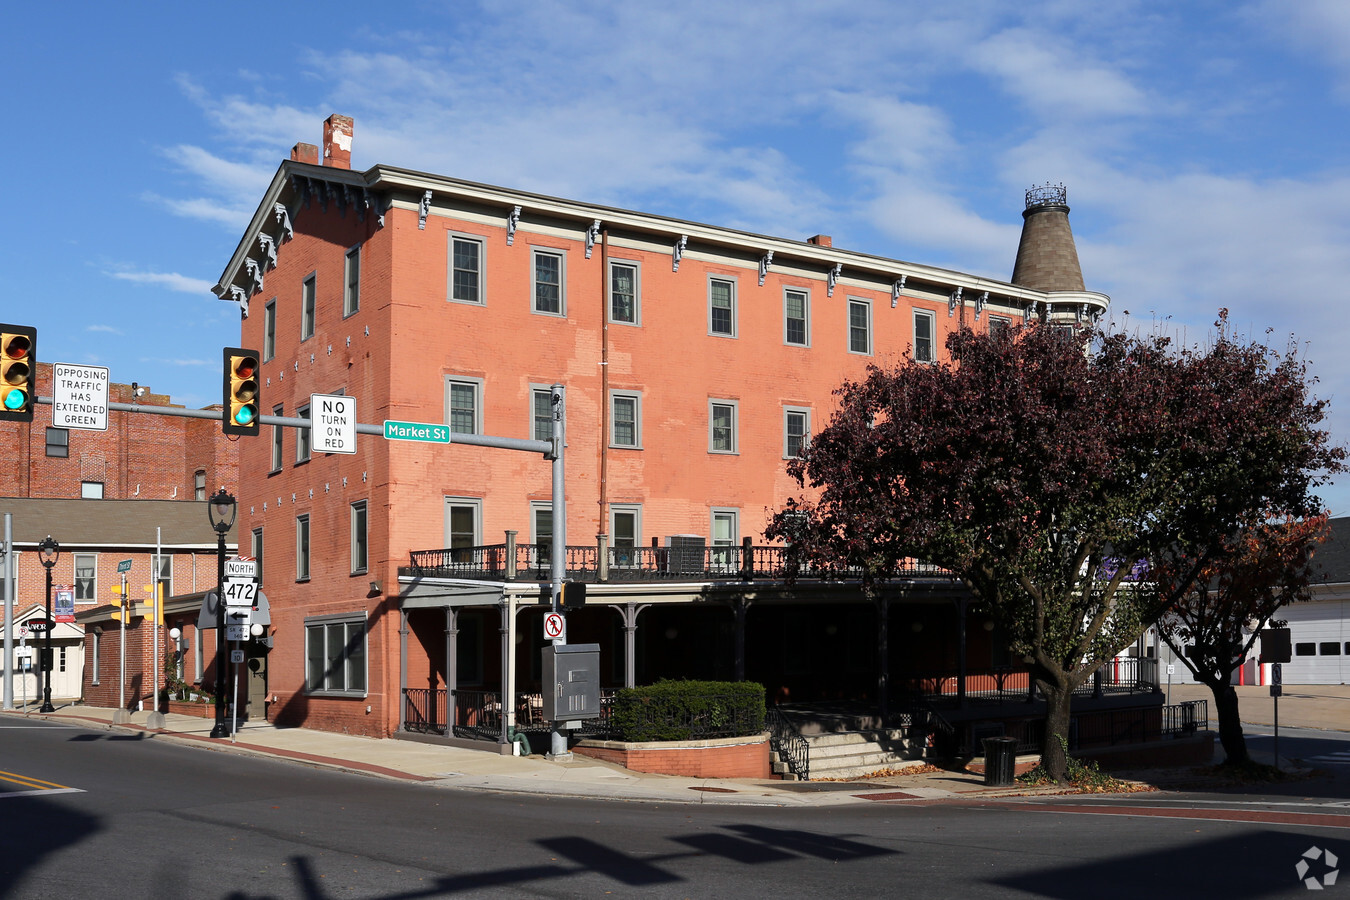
{"left": 0, "top": 769, "right": 71, "bottom": 791}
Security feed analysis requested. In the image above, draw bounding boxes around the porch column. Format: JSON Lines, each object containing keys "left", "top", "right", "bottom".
{"left": 398, "top": 609, "right": 408, "bottom": 734}
{"left": 876, "top": 593, "right": 889, "bottom": 720}
{"left": 501, "top": 597, "right": 516, "bottom": 749}
{"left": 444, "top": 607, "right": 458, "bottom": 742}
{"left": 613, "top": 602, "right": 648, "bottom": 688}
{"left": 956, "top": 598, "right": 968, "bottom": 709}
{"left": 732, "top": 598, "right": 750, "bottom": 682}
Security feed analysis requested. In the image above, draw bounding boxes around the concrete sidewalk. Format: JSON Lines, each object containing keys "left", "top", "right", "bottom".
{"left": 6, "top": 685, "right": 1337, "bottom": 806}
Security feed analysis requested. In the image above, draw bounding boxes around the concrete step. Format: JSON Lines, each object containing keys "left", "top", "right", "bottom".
{"left": 810, "top": 758, "right": 931, "bottom": 780}
{"left": 806, "top": 729, "right": 908, "bottom": 749}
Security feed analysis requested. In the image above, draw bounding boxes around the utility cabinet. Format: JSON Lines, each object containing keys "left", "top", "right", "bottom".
{"left": 542, "top": 643, "right": 601, "bottom": 723}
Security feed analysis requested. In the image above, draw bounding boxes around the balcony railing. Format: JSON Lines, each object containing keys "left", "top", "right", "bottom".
{"left": 404, "top": 538, "right": 956, "bottom": 584}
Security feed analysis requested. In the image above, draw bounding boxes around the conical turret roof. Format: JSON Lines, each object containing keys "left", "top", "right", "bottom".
{"left": 1011, "top": 184, "right": 1085, "bottom": 292}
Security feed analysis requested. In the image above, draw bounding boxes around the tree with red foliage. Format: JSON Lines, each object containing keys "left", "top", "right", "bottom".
{"left": 768, "top": 313, "right": 1343, "bottom": 782}
{"left": 1155, "top": 513, "right": 1330, "bottom": 765}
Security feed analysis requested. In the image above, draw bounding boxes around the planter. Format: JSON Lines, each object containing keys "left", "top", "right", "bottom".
{"left": 573, "top": 732, "right": 771, "bottom": 778}
{"left": 166, "top": 700, "right": 214, "bottom": 718}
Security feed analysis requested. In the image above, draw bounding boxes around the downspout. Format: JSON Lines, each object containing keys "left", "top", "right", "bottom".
{"left": 599, "top": 226, "right": 610, "bottom": 549}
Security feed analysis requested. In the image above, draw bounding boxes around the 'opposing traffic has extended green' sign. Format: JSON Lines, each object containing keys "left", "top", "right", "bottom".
{"left": 383, "top": 420, "right": 451, "bottom": 443}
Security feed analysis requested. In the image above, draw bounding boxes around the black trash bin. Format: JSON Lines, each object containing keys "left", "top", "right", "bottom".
{"left": 982, "top": 736, "right": 1018, "bottom": 786}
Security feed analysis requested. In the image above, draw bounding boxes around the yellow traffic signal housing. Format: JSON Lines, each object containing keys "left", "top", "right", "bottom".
{"left": 110, "top": 585, "right": 126, "bottom": 624}
{"left": 222, "top": 347, "right": 261, "bottom": 436}
{"left": 0, "top": 323, "right": 36, "bottom": 422}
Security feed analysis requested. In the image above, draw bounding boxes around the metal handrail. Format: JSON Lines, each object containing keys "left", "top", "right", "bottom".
{"left": 766, "top": 707, "right": 810, "bottom": 781}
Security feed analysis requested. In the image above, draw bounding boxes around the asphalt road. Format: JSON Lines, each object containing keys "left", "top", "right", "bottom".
{"left": 4, "top": 717, "right": 1350, "bottom": 899}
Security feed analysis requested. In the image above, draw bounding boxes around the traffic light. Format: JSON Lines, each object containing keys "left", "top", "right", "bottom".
{"left": 0, "top": 323, "right": 36, "bottom": 422}
{"left": 222, "top": 347, "right": 261, "bottom": 436}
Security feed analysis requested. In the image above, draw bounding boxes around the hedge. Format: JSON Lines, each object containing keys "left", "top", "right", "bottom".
{"left": 609, "top": 679, "right": 766, "bottom": 742}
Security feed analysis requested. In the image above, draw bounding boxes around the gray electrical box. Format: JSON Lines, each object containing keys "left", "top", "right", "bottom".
{"left": 542, "top": 643, "right": 601, "bottom": 723}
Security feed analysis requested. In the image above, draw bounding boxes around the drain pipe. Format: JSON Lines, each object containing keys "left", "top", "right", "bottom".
{"left": 598, "top": 225, "right": 610, "bottom": 556}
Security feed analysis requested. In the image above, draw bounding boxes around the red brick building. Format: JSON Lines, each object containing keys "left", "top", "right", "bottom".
{"left": 212, "top": 116, "right": 1110, "bottom": 741}
{"left": 1, "top": 370, "right": 238, "bottom": 710}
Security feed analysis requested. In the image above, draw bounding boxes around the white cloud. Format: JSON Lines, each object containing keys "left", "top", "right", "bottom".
{"left": 108, "top": 269, "right": 216, "bottom": 294}
{"left": 85, "top": 324, "right": 123, "bottom": 335}
{"left": 971, "top": 27, "right": 1150, "bottom": 120}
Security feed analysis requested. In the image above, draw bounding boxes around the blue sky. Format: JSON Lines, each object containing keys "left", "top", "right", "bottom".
{"left": 7, "top": 1, "right": 1350, "bottom": 511}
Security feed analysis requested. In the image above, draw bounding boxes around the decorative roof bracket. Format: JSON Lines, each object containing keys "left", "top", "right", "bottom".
{"left": 258, "top": 234, "right": 277, "bottom": 270}
{"left": 586, "top": 220, "right": 602, "bottom": 259}
{"left": 891, "top": 275, "right": 906, "bottom": 308}
{"left": 245, "top": 257, "right": 264, "bottom": 294}
{"left": 673, "top": 234, "right": 688, "bottom": 272}
{"left": 274, "top": 203, "right": 293, "bottom": 241}
{"left": 975, "top": 291, "right": 988, "bottom": 321}
{"left": 949, "top": 286, "right": 963, "bottom": 317}
{"left": 418, "top": 190, "right": 432, "bottom": 230}
{"left": 758, "top": 251, "right": 773, "bottom": 286}
{"left": 827, "top": 263, "right": 842, "bottom": 297}
{"left": 507, "top": 206, "right": 522, "bottom": 245}
{"left": 1024, "top": 300, "right": 1039, "bottom": 325}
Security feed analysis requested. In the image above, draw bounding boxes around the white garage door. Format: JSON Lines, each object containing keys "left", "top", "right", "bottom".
{"left": 1281, "top": 600, "right": 1348, "bottom": 685}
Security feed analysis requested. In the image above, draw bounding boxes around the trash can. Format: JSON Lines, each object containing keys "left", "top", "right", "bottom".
{"left": 982, "top": 736, "right": 1019, "bottom": 786}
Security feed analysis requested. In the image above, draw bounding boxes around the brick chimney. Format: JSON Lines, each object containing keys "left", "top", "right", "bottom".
{"left": 322, "top": 115, "right": 354, "bottom": 169}
{"left": 290, "top": 143, "right": 319, "bottom": 165}
{"left": 807, "top": 234, "right": 832, "bottom": 247}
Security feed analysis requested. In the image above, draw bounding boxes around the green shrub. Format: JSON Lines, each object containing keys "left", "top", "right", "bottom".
{"left": 610, "top": 679, "right": 766, "bottom": 742}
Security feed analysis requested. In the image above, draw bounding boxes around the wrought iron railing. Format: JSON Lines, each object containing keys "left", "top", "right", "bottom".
{"left": 766, "top": 707, "right": 810, "bottom": 780}
{"left": 451, "top": 688, "right": 503, "bottom": 742}
{"left": 407, "top": 543, "right": 955, "bottom": 584}
{"left": 403, "top": 687, "right": 447, "bottom": 735}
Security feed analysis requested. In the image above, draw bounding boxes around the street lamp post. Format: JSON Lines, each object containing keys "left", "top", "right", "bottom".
{"left": 207, "top": 488, "right": 236, "bottom": 739}
{"left": 37, "top": 535, "right": 59, "bottom": 713}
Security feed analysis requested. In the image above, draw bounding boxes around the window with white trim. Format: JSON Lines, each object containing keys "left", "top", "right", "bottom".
{"left": 74, "top": 553, "right": 96, "bottom": 601}
{"left": 709, "top": 276, "right": 736, "bottom": 337}
{"left": 784, "top": 407, "right": 811, "bottom": 459}
{"left": 445, "top": 377, "right": 482, "bottom": 435}
{"left": 351, "top": 501, "right": 368, "bottom": 574}
{"left": 251, "top": 527, "right": 264, "bottom": 585}
{"left": 784, "top": 288, "right": 809, "bottom": 347}
{"left": 610, "top": 391, "right": 642, "bottom": 448}
{"left": 914, "top": 309, "right": 935, "bottom": 363}
{"left": 263, "top": 298, "right": 276, "bottom": 361}
{"left": 531, "top": 502, "right": 552, "bottom": 569}
{"left": 533, "top": 248, "right": 565, "bottom": 315}
{"left": 296, "top": 404, "right": 311, "bottom": 463}
{"left": 195, "top": 469, "right": 207, "bottom": 501}
{"left": 445, "top": 498, "right": 482, "bottom": 563}
{"left": 988, "top": 315, "right": 1011, "bottom": 338}
{"left": 711, "top": 508, "right": 739, "bottom": 572}
{"left": 81, "top": 481, "right": 104, "bottom": 499}
{"left": 343, "top": 245, "right": 361, "bottom": 317}
{"left": 305, "top": 612, "right": 367, "bottom": 695}
{"left": 709, "top": 400, "right": 738, "bottom": 454}
{"left": 270, "top": 405, "right": 284, "bottom": 472}
{"left": 609, "top": 260, "right": 640, "bottom": 325}
{"left": 610, "top": 505, "right": 641, "bottom": 567}
{"left": 301, "top": 273, "right": 316, "bottom": 341}
{"left": 449, "top": 234, "right": 485, "bottom": 304}
{"left": 848, "top": 298, "right": 872, "bottom": 355}
{"left": 531, "top": 387, "right": 554, "bottom": 442}
{"left": 91, "top": 630, "right": 100, "bottom": 684}
{"left": 296, "top": 515, "right": 310, "bottom": 581}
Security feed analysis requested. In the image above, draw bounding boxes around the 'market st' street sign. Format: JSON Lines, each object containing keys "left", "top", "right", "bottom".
{"left": 384, "top": 420, "right": 451, "bottom": 443}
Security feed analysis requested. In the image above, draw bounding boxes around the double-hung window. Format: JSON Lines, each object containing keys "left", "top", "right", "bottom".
{"left": 301, "top": 273, "right": 316, "bottom": 341}
{"left": 74, "top": 553, "right": 96, "bottom": 601}
{"left": 611, "top": 391, "right": 641, "bottom": 448}
{"left": 263, "top": 299, "right": 276, "bottom": 361}
{"left": 610, "top": 505, "right": 641, "bottom": 567}
{"left": 711, "top": 509, "right": 739, "bottom": 572}
{"left": 305, "top": 612, "right": 367, "bottom": 695}
{"left": 270, "top": 405, "right": 284, "bottom": 472}
{"left": 848, "top": 299, "right": 872, "bottom": 355}
{"left": 343, "top": 246, "right": 361, "bottom": 317}
{"left": 350, "top": 501, "right": 368, "bottom": 574}
{"left": 296, "top": 515, "right": 311, "bottom": 581}
{"left": 709, "top": 400, "right": 737, "bottom": 454}
{"left": 914, "top": 309, "right": 935, "bottom": 363}
{"left": 296, "top": 404, "right": 312, "bottom": 463}
{"left": 449, "top": 234, "right": 484, "bottom": 304}
{"left": 784, "top": 407, "right": 811, "bottom": 459}
{"left": 251, "top": 527, "right": 264, "bottom": 585}
{"left": 533, "top": 248, "right": 565, "bottom": 315}
{"left": 445, "top": 377, "right": 482, "bottom": 435}
{"left": 784, "top": 288, "right": 809, "bottom": 346}
{"left": 445, "top": 498, "right": 481, "bottom": 564}
{"left": 709, "top": 277, "right": 736, "bottom": 337}
{"left": 532, "top": 503, "right": 553, "bottom": 569}
{"left": 988, "top": 315, "right": 1011, "bottom": 338}
{"left": 609, "top": 260, "right": 639, "bottom": 325}
{"left": 531, "top": 387, "right": 554, "bottom": 442}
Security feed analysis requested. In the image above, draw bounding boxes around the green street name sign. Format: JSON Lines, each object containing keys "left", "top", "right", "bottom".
{"left": 383, "top": 420, "right": 451, "bottom": 443}
{"left": 117, "top": 559, "right": 132, "bottom": 573}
